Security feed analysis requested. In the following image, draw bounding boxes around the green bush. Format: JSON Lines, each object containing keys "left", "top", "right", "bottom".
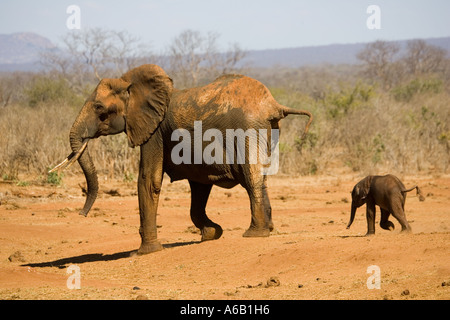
{"left": 325, "top": 83, "right": 374, "bottom": 119}
{"left": 25, "top": 76, "right": 83, "bottom": 107}
{"left": 392, "top": 78, "right": 442, "bottom": 102}
{"left": 46, "top": 168, "right": 64, "bottom": 185}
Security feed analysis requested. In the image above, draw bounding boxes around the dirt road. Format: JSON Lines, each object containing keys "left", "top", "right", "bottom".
{"left": 0, "top": 174, "right": 449, "bottom": 300}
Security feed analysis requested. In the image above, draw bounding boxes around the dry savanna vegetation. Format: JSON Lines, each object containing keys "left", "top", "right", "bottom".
{"left": 1, "top": 32, "right": 449, "bottom": 182}
{"left": 0, "top": 29, "right": 449, "bottom": 301}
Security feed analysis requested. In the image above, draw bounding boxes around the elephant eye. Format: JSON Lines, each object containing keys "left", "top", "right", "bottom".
{"left": 94, "top": 103, "right": 105, "bottom": 112}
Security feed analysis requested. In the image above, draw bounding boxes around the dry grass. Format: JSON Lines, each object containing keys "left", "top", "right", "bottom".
{"left": 0, "top": 103, "right": 139, "bottom": 183}
{"left": 0, "top": 68, "right": 449, "bottom": 185}
{"left": 276, "top": 86, "right": 449, "bottom": 176}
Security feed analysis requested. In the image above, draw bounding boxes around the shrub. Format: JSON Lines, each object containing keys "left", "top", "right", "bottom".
{"left": 25, "top": 76, "right": 83, "bottom": 107}
{"left": 392, "top": 77, "right": 442, "bottom": 102}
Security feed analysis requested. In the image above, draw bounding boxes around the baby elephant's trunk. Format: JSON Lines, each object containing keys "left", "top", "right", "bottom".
{"left": 402, "top": 185, "right": 425, "bottom": 202}
{"left": 347, "top": 203, "right": 357, "bottom": 229}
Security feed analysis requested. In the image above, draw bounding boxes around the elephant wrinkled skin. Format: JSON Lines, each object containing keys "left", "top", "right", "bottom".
{"left": 51, "top": 64, "right": 312, "bottom": 255}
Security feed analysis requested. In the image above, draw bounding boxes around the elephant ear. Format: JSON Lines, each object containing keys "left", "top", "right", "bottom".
{"left": 121, "top": 64, "right": 173, "bottom": 147}
{"left": 359, "top": 176, "right": 373, "bottom": 200}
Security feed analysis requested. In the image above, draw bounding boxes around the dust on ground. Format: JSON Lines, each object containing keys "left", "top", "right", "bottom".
{"left": 0, "top": 173, "right": 449, "bottom": 300}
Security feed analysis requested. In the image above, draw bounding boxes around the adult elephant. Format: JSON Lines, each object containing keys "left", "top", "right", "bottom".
{"left": 50, "top": 64, "right": 312, "bottom": 255}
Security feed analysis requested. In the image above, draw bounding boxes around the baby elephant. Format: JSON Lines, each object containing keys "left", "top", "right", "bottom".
{"left": 347, "top": 174, "right": 425, "bottom": 235}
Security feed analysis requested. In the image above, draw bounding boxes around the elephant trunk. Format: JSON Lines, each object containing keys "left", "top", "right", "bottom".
{"left": 69, "top": 121, "right": 98, "bottom": 217}
{"left": 347, "top": 203, "right": 357, "bottom": 229}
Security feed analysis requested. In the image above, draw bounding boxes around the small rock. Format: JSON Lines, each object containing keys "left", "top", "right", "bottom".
{"left": 298, "top": 284, "right": 304, "bottom": 288}
{"left": 401, "top": 289, "right": 410, "bottom": 296}
{"left": 8, "top": 251, "right": 25, "bottom": 262}
{"left": 136, "top": 294, "right": 148, "bottom": 300}
{"left": 132, "top": 286, "right": 141, "bottom": 290}
{"left": 441, "top": 280, "right": 450, "bottom": 287}
{"left": 266, "top": 277, "right": 280, "bottom": 287}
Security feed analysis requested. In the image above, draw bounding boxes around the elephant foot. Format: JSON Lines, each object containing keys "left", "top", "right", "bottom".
{"left": 380, "top": 221, "right": 395, "bottom": 231}
{"left": 243, "top": 227, "right": 270, "bottom": 237}
{"left": 201, "top": 224, "right": 223, "bottom": 241}
{"left": 135, "top": 241, "right": 163, "bottom": 255}
{"left": 364, "top": 231, "right": 375, "bottom": 236}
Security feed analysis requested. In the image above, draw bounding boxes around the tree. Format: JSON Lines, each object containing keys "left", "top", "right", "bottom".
{"left": 403, "top": 39, "right": 447, "bottom": 76}
{"left": 168, "top": 29, "right": 246, "bottom": 88}
{"left": 40, "top": 28, "right": 150, "bottom": 92}
{"left": 357, "top": 40, "right": 400, "bottom": 89}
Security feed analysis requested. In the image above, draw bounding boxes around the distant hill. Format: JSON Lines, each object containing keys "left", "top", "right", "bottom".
{"left": 0, "top": 32, "right": 58, "bottom": 71}
{"left": 0, "top": 32, "right": 449, "bottom": 72}
{"left": 242, "top": 37, "right": 450, "bottom": 68}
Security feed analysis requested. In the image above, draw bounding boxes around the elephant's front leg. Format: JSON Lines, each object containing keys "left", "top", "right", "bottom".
{"left": 136, "top": 141, "right": 164, "bottom": 255}
{"left": 380, "top": 208, "right": 395, "bottom": 231}
{"left": 365, "top": 200, "right": 376, "bottom": 236}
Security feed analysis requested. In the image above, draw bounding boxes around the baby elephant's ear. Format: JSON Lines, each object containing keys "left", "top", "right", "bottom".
{"left": 121, "top": 64, "right": 173, "bottom": 147}
{"left": 360, "top": 176, "right": 373, "bottom": 199}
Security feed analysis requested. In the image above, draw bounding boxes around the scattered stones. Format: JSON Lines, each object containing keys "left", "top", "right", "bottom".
{"left": 441, "top": 280, "right": 450, "bottom": 287}
{"left": 241, "top": 277, "right": 281, "bottom": 290}
{"left": 266, "top": 277, "right": 280, "bottom": 287}
{"left": 8, "top": 251, "right": 25, "bottom": 262}
{"left": 185, "top": 225, "right": 201, "bottom": 234}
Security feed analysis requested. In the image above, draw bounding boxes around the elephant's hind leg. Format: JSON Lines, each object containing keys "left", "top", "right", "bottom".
{"left": 242, "top": 173, "right": 271, "bottom": 238}
{"left": 391, "top": 201, "right": 412, "bottom": 233}
{"left": 189, "top": 180, "right": 223, "bottom": 241}
{"left": 262, "top": 176, "right": 274, "bottom": 231}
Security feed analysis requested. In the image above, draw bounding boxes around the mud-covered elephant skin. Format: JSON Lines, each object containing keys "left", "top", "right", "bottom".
{"left": 50, "top": 64, "right": 313, "bottom": 255}
{"left": 347, "top": 174, "right": 425, "bottom": 235}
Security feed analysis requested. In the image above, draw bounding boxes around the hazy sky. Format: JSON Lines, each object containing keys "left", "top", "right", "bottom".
{"left": 1, "top": 0, "right": 449, "bottom": 52}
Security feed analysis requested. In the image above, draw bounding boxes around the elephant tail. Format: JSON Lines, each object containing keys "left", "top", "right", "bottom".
{"left": 402, "top": 185, "right": 426, "bottom": 201}
{"left": 281, "top": 107, "right": 313, "bottom": 139}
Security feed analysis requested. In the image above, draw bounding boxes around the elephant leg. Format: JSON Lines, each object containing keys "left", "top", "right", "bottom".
{"left": 262, "top": 176, "right": 274, "bottom": 231}
{"left": 380, "top": 208, "right": 395, "bottom": 231}
{"left": 188, "top": 180, "right": 223, "bottom": 241}
{"left": 242, "top": 171, "right": 271, "bottom": 237}
{"left": 136, "top": 141, "right": 164, "bottom": 255}
{"left": 365, "top": 200, "right": 376, "bottom": 236}
{"left": 391, "top": 200, "right": 412, "bottom": 233}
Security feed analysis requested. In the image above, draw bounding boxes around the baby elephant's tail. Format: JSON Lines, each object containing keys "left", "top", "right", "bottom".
{"left": 402, "top": 185, "right": 426, "bottom": 201}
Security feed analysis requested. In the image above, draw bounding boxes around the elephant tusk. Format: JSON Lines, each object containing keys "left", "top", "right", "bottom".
{"left": 48, "top": 139, "right": 89, "bottom": 173}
